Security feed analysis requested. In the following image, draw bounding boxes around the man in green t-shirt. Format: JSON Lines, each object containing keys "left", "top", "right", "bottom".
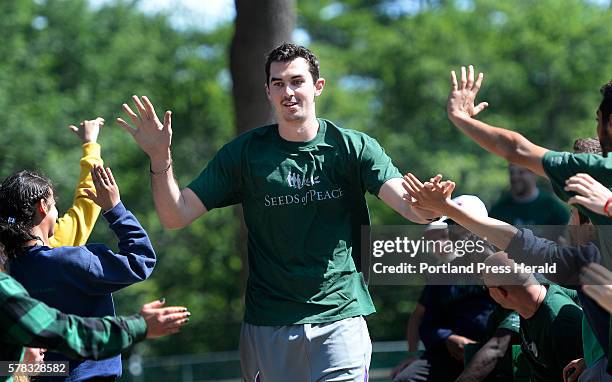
{"left": 482, "top": 253, "right": 584, "bottom": 382}
{"left": 117, "top": 43, "right": 435, "bottom": 381}
{"left": 490, "top": 164, "right": 569, "bottom": 240}
{"left": 445, "top": 66, "right": 611, "bottom": 263}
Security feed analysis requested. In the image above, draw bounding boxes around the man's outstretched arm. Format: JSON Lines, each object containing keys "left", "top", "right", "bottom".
{"left": 447, "top": 65, "right": 549, "bottom": 177}
{"left": 0, "top": 273, "right": 190, "bottom": 360}
{"left": 379, "top": 177, "right": 440, "bottom": 224}
{"left": 455, "top": 329, "right": 514, "bottom": 382}
{"left": 117, "top": 95, "right": 207, "bottom": 229}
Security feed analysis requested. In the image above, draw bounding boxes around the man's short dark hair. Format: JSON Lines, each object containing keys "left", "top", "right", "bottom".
{"left": 573, "top": 137, "right": 602, "bottom": 155}
{"left": 599, "top": 81, "right": 612, "bottom": 129}
{"left": 265, "top": 43, "right": 320, "bottom": 84}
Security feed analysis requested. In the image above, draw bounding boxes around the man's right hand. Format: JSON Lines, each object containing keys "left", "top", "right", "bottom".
{"left": 445, "top": 334, "right": 476, "bottom": 362}
{"left": 117, "top": 95, "right": 172, "bottom": 162}
{"left": 140, "top": 299, "right": 190, "bottom": 339}
{"left": 447, "top": 65, "right": 489, "bottom": 124}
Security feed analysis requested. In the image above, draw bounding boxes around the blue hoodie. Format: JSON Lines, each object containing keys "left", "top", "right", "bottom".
{"left": 9, "top": 201, "right": 156, "bottom": 381}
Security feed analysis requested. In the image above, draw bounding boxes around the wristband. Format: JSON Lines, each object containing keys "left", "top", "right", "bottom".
{"left": 149, "top": 161, "right": 172, "bottom": 176}
{"left": 605, "top": 197, "right": 612, "bottom": 217}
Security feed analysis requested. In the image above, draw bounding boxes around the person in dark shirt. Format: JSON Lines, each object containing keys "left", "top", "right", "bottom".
{"left": 402, "top": 172, "right": 611, "bottom": 380}
{"left": 490, "top": 163, "right": 569, "bottom": 239}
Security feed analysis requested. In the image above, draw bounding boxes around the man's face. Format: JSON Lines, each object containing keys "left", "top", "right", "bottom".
{"left": 509, "top": 164, "right": 536, "bottom": 197}
{"left": 424, "top": 228, "right": 455, "bottom": 262}
{"left": 596, "top": 109, "right": 611, "bottom": 154}
{"left": 266, "top": 57, "right": 324, "bottom": 124}
{"left": 487, "top": 287, "right": 509, "bottom": 308}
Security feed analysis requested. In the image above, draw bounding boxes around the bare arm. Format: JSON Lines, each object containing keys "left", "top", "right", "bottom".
{"left": 149, "top": 155, "right": 207, "bottom": 229}
{"left": 117, "top": 96, "right": 207, "bottom": 229}
{"left": 455, "top": 330, "right": 513, "bottom": 382}
{"left": 379, "top": 177, "right": 441, "bottom": 224}
{"left": 406, "top": 302, "right": 425, "bottom": 352}
{"left": 447, "top": 66, "right": 549, "bottom": 177}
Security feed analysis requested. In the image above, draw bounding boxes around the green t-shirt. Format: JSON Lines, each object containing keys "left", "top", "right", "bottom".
{"left": 541, "top": 151, "right": 612, "bottom": 266}
{"left": 583, "top": 315, "right": 605, "bottom": 367}
{"left": 519, "top": 285, "right": 583, "bottom": 382}
{"left": 490, "top": 191, "right": 570, "bottom": 226}
{"left": 187, "top": 119, "right": 402, "bottom": 325}
{"left": 486, "top": 307, "right": 520, "bottom": 337}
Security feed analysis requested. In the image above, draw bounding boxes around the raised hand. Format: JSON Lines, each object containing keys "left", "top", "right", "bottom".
{"left": 140, "top": 299, "right": 190, "bottom": 339}
{"left": 402, "top": 173, "right": 455, "bottom": 213}
{"left": 84, "top": 165, "right": 120, "bottom": 211}
{"left": 69, "top": 117, "right": 104, "bottom": 143}
{"left": 447, "top": 65, "right": 489, "bottom": 122}
{"left": 117, "top": 96, "right": 172, "bottom": 160}
{"left": 565, "top": 173, "right": 612, "bottom": 217}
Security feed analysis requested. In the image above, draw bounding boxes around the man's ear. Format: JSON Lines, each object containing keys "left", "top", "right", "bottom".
{"left": 265, "top": 83, "right": 271, "bottom": 100}
{"left": 498, "top": 286, "right": 509, "bottom": 298}
{"left": 314, "top": 78, "right": 325, "bottom": 97}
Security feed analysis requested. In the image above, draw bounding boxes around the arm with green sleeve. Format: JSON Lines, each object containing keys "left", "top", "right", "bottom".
{"left": 50, "top": 122, "right": 104, "bottom": 247}
{"left": 456, "top": 309, "right": 519, "bottom": 382}
{"left": 0, "top": 272, "right": 146, "bottom": 360}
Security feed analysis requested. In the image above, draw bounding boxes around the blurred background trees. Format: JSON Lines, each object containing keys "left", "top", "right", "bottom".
{"left": 1, "top": 0, "right": 611, "bottom": 357}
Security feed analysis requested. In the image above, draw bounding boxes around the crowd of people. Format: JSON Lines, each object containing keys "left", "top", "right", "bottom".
{"left": 0, "top": 44, "right": 611, "bottom": 382}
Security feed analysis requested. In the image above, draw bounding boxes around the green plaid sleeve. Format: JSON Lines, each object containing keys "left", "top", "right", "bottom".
{"left": 0, "top": 273, "right": 147, "bottom": 360}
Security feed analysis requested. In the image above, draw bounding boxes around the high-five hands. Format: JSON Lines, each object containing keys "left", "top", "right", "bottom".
{"left": 402, "top": 173, "right": 455, "bottom": 213}
{"left": 447, "top": 65, "right": 489, "bottom": 122}
{"left": 117, "top": 96, "right": 172, "bottom": 160}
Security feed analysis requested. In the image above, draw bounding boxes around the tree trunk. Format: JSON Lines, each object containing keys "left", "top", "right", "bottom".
{"left": 230, "top": 0, "right": 296, "bottom": 291}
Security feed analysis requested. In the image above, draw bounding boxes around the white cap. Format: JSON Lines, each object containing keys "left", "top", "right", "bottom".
{"left": 423, "top": 219, "right": 448, "bottom": 231}
{"left": 431, "top": 194, "right": 488, "bottom": 225}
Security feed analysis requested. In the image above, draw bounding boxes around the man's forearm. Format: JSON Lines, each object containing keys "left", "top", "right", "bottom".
{"left": 444, "top": 201, "right": 518, "bottom": 250}
{"left": 150, "top": 154, "right": 189, "bottom": 229}
{"left": 455, "top": 334, "right": 512, "bottom": 382}
{"left": 449, "top": 114, "right": 547, "bottom": 176}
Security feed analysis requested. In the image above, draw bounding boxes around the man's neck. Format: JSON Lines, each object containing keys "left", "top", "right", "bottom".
{"left": 517, "top": 284, "right": 546, "bottom": 319}
{"left": 277, "top": 117, "right": 319, "bottom": 142}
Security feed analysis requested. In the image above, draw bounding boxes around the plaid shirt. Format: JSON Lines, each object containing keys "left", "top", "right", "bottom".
{"left": 0, "top": 272, "right": 147, "bottom": 367}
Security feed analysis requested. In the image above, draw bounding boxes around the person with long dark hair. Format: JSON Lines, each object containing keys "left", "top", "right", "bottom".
{"left": 0, "top": 165, "right": 157, "bottom": 382}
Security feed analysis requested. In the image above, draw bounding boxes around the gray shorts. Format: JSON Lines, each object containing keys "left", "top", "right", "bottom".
{"left": 239, "top": 316, "right": 371, "bottom": 382}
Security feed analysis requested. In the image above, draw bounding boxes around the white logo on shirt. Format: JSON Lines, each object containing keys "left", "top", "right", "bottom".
{"left": 286, "top": 171, "right": 320, "bottom": 189}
